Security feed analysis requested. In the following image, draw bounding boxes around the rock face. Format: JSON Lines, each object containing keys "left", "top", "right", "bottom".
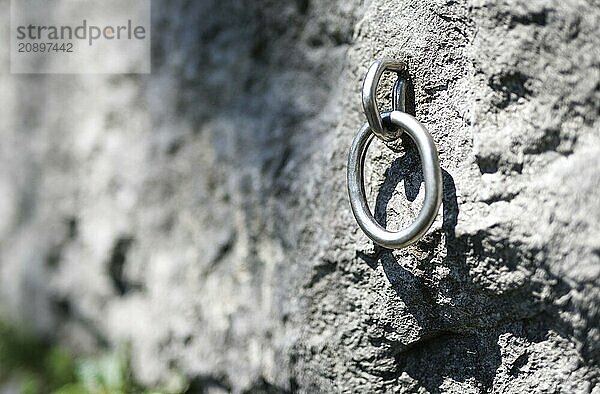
{"left": 1, "top": 0, "right": 599, "bottom": 392}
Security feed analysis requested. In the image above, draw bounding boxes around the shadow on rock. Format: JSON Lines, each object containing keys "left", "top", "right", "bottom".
{"left": 359, "top": 138, "right": 506, "bottom": 392}
{"left": 355, "top": 136, "right": 589, "bottom": 392}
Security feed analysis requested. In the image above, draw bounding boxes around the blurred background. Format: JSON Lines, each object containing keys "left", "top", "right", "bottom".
{"left": 1, "top": 0, "right": 599, "bottom": 393}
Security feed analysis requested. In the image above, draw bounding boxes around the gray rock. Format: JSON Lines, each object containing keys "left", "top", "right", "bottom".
{"left": 0, "top": 0, "right": 598, "bottom": 392}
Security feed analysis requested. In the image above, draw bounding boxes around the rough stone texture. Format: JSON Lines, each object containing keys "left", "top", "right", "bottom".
{"left": 1, "top": 0, "right": 599, "bottom": 393}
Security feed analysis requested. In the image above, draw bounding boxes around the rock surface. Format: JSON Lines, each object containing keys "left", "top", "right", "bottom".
{"left": 1, "top": 0, "right": 599, "bottom": 392}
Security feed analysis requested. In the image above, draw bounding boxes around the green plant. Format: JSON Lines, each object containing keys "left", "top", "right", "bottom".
{"left": 0, "top": 321, "right": 188, "bottom": 394}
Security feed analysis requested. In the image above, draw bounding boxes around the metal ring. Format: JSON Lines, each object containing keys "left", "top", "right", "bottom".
{"left": 347, "top": 111, "right": 442, "bottom": 249}
{"left": 362, "top": 58, "right": 406, "bottom": 142}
